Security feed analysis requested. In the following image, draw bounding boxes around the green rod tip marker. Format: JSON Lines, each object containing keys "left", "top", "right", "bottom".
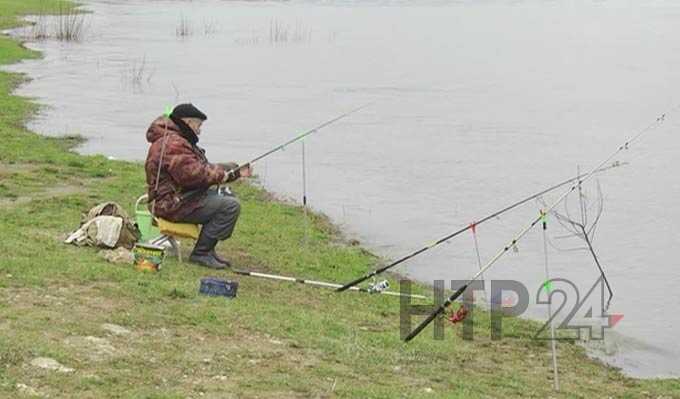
{"left": 543, "top": 281, "right": 552, "bottom": 293}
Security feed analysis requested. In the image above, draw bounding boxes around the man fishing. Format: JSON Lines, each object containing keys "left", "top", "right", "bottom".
{"left": 144, "top": 103, "right": 252, "bottom": 269}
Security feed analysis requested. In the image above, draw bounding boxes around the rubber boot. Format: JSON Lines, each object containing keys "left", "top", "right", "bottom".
{"left": 189, "top": 235, "right": 225, "bottom": 269}
{"left": 210, "top": 250, "right": 231, "bottom": 268}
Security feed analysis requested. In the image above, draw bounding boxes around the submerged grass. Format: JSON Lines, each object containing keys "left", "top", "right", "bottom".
{"left": 176, "top": 13, "right": 192, "bottom": 38}
{"left": 0, "top": 1, "right": 84, "bottom": 41}
{"left": 0, "top": 0, "right": 77, "bottom": 30}
{"left": 26, "top": 13, "right": 49, "bottom": 41}
{"left": 269, "top": 18, "right": 312, "bottom": 45}
{"left": 54, "top": 3, "right": 86, "bottom": 42}
{"left": 1, "top": 1, "right": 679, "bottom": 398}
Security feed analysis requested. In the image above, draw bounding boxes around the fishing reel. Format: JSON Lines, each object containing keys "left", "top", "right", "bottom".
{"left": 447, "top": 305, "right": 469, "bottom": 324}
{"left": 217, "top": 185, "right": 233, "bottom": 197}
{"left": 367, "top": 280, "right": 390, "bottom": 293}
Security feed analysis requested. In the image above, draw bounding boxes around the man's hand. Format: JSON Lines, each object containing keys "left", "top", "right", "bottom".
{"left": 240, "top": 163, "right": 253, "bottom": 178}
{"left": 219, "top": 162, "right": 253, "bottom": 182}
{"left": 219, "top": 162, "right": 239, "bottom": 172}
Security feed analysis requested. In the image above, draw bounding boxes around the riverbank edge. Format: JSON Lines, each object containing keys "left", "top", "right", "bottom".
{"left": 1, "top": 2, "right": 679, "bottom": 398}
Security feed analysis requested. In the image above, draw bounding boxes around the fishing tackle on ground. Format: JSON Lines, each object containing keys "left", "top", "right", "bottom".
{"left": 231, "top": 269, "right": 426, "bottom": 300}
{"left": 199, "top": 277, "right": 238, "bottom": 298}
{"left": 367, "top": 280, "right": 390, "bottom": 293}
{"left": 335, "top": 161, "right": 626, "bottom": 293}
{"left": 403, "top": 110, "right": 673, "bottom": 342}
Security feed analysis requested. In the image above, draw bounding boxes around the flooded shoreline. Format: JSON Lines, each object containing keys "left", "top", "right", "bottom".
{"left": 5, "top": 0, "right": 680, "bottom": 378}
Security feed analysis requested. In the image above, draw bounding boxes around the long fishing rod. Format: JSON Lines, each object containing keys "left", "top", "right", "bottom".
{"left": 226, "top": 103, "right": 372, "bottom": 176}
{"left": 232, "top": 269, "right": 427, "bottom": 299}
{"left": 404, "top": 111, "right": 673, "bottom": 342}
{"left": 180, "top": 104, "right": 371, "bottom": 201}
{"left": 335, "top": 161, "right": 626, "bottom": 292}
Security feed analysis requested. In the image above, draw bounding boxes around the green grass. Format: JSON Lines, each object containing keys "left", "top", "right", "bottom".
{"left": 1, "top": 1, "right": 679, "bottom": 398}
{"left": 0, "top": 0, "right": 78, "bottom": 30}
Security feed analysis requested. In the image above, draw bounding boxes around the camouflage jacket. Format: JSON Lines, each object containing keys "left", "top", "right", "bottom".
{"left": 144, "top": 116, "right": 236, "bottom": 221}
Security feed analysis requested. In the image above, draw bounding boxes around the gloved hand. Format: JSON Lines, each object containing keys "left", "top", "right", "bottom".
{"left": 239, "top": 163, "right": 253, "bottom": 178}
{"left": 219, "top": 162, "right": 238, "bottom": 172}
{"left": 219, "top": 162, "right": 240, "bottom": 183}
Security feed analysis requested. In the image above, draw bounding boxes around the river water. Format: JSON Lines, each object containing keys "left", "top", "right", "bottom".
{"left": 5, "top": 0, "right": 680, "bottom": 378}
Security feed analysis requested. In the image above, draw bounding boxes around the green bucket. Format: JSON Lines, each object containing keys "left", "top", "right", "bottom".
{"left": 135, "top": 195, "right": 160, "bottom": 242}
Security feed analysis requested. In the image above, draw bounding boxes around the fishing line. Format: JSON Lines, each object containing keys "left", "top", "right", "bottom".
{"left": 227, "top": 103, "right": 371, "bottom": 175}
{"left": 541, "top": 210, "right": 560, "bottom": 391}
{"left": 577, "top": 165, "right": 587, "bottom": 227}
{"left": 231, "top": 269, "right": 427, "bottom": 300}
{"left": 404, "top": 108, "right": 675, "bottom": 342}
{"left": 575, "top": 179, "right": 613, "bottom": 308}
{"left": 540, "top": 179, "right": 614, "bottom": 308}
{"left": 150, "top": 109, "right": 174, "bottom": 214}
{"left": 580, "top": 224, "right": 613, "bottom": 310}
{"left": 470, "top": 222, "right": 487, "bottom": 303}
{"left": 336, "top": 161, "right": 626, "bottom": 292}
{"left": 180, "top": 103, "right": 371, "bottom": 201}
{"left": 260, "top": 158, "right": 268, "bottom": 187}
{"left": 302, "top": 139, "right": 309, "bottom": 245}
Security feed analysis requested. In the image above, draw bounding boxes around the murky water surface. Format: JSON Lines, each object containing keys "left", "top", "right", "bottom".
{"left": 5, "top": 0, "right": 680, "bottom": 378}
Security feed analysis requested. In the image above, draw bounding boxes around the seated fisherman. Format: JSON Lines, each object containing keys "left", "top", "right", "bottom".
{"left": 144, "top": 103, "right": 252, "bottom": 269}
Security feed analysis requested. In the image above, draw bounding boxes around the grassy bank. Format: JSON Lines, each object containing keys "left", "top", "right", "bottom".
{"left": 1, "top": 2, "right": 679, "bottom": 398}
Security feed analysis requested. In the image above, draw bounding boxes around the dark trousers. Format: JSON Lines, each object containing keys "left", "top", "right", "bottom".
{"left": 180, "top": 190, "right": 241, "bottom": 242}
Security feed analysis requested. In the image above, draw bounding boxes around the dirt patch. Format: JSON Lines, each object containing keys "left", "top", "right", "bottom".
{"left": 64, "top": 335, "right": 117, "bottom": 361}
{"left": 0, "top": 283, "right": 134, "bottom": 319}
{"left": 0, "top": 162, "right": 40, "bottom": 177}
{"left": 0, "top": 183, "right": 86, "bottom": 207}
{"left": 29, "top": 357, "right": 74, "bottom": 373}
{"left": 16, "top": 383, "right": 43, "bottom": 396}
{"left": 101, "top": 323, "right": 131, "bottom": 336}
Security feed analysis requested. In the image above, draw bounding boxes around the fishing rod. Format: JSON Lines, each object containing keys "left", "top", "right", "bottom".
{"left": 232, "top": 269, "right": 427, "bottom": 299}
{"left": 179, "top": 103, "right": 371, "bottom": 201}
{"left": 335, "top": 161, "right": 627, "bottom": 292}
{"left": 404, "top": 110, "right": 673, "bottom": 342}
{"left": 225, "top": 103, "right": 372, "bottom": 176}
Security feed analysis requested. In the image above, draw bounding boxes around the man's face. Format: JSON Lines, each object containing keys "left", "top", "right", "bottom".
{"left": 182, "top": 118, "right": 204, "bottom": 135}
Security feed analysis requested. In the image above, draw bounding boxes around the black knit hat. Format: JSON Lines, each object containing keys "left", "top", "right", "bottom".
{"left": 171, "top": 103, "right": 207, "bottom": 121}
{"left": 169, "top": 103, "right": 206, "bottom": 145}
